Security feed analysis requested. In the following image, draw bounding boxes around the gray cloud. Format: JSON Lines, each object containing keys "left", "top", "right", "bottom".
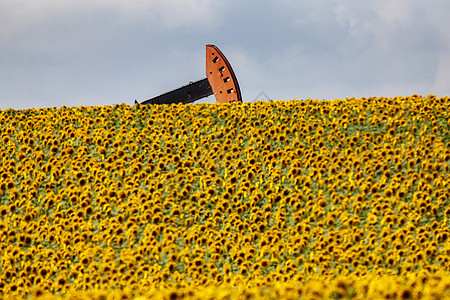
{"left": 1, "top": 0, "right": 449, "bottom": 110}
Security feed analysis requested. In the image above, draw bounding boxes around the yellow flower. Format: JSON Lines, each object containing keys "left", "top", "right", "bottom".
{"left": 366, "top": 213, "right": 378, "bottom": 224}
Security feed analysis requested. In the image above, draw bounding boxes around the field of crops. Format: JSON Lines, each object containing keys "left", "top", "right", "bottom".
{"left": 0, "top": 95, "right": 449, "bottom": 299}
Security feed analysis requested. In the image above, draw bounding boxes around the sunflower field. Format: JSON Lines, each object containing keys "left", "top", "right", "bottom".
{"left": 0, "top": 95, "right": 449, "bottom": 299}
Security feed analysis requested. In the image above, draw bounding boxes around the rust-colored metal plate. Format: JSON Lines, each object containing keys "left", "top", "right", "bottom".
{"left": 206, "top": 44, "right": 242, "bottom": 103}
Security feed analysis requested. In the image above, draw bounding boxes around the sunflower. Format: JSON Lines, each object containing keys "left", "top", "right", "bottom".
{"left": 317, "top": 199, "right": 327, "bottom": 209}
{"left": 366, "top": 213, "right": 378, "bottom": 224}
{"left": 259, "top": 258, "right": 270, "bottom": 270}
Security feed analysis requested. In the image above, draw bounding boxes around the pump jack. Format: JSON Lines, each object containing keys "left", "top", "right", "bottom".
{"left": 135, "top": 44, "right": 242, "bottom": 105}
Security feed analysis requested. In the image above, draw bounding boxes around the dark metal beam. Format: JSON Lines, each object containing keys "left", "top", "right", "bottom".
{"left": 138, "top": 78, "right": 213, "bottom": 105}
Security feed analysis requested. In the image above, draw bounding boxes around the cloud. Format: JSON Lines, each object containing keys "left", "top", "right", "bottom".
{"left": 1, "top": 0, "right": 223, "bottom": 29}
{"left": 1, "top": 0, "right": 450, "bottom": 110}
{"left": 0, "top": 0, "right": 226, "bottom": 109}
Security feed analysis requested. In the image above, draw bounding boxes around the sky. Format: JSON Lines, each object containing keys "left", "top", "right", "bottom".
{"left": 1, "top": 0, "right": 450, "bottom": 110}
